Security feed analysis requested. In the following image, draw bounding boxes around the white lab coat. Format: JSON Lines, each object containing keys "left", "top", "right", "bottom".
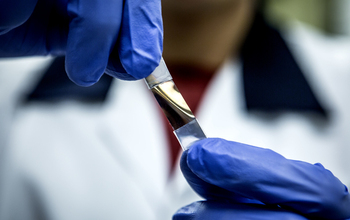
{"left": 1, "top": 22, "right": 350, "bottom": 219}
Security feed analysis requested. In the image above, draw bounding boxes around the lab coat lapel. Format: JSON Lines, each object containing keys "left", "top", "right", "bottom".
{"left": 100, "top": 79, "right": 172, "bottom": 210}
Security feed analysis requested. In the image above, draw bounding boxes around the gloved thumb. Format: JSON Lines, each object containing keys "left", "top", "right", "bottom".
{"left": 185, "top": 138, "right": 350, "bottom": 219}
{"left": 180, "top": 149, "right": 261, "bottom": 204}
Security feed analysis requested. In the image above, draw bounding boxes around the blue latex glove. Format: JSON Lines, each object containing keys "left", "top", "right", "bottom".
{"left": 0, "top": 0, "right": 163, "bottom": 86}
{"left": 174, "top": 138, "right": 350, "bottom": 220}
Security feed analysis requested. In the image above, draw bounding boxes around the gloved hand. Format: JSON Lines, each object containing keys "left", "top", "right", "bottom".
{"left": 0, "top": 0, "right": 162, "bottom": 86}
{"left": 174, "top": 138, "right": 350, "bottom": 220}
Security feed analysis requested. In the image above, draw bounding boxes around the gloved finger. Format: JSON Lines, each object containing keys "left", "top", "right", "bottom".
{"left": 180, "top": 150, "right": 263, "bottom": 205}
{"left": 65, "top": 0, "right": 123, "bottom": 86}
{"left": 186, "top": 138, "right": 350, "bottom": 219}
{"left": 173, "top": 200, "right": 308, "bottom": 220}
{"left": 105, "top": 0, "right": 163, "bottom": 80}
{"left": 0, "top": 0, "right": 38, "bottom": 34}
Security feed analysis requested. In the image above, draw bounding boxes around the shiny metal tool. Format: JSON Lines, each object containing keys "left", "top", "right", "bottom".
{"left": 145, "top": 58, "right": 207, "bottom": 151}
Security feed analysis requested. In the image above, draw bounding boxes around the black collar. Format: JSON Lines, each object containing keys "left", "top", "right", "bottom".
{"left": 240, "top": 13, "right": 326, "bottom": 116}
{"left": 26, "top": 56, "right": 113, "bottom": 102}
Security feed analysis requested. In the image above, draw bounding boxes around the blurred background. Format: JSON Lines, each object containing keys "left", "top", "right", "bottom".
{"left": 265, "top": 0, "right": 350, "bottom": 36}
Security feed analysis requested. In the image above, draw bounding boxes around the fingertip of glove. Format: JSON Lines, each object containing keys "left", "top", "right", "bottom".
{"left": 105, "top": 69, "right": 137, "bottom": 81}
{"left": 187, "top": 138, "right": 228, "bottom": 164}
{"left": 66, "top": 72, "right": 98, "bottom": 87}
{"left": 173, "top": 201, "right": 203, "bottom": 220}
{"left": 65, "top": 63, "right": 102, "bottom": 87}
{"left": 121, "top": 53, "right": 161, "bottom": 80}
{"left": 179, "top": 150, "right": 211, "bottom": 192}
{"left": 190, "top": 138, "right": 227, "bottom": 149}
{"left": 68, "top": 77, "right": 97, "bottom": 87}
{"left": 186, "top": 138, "right": 238, "bottom": 184}
{"left": 179, "top": 150, "right": 192, "bottom": 176}
{"left": 105, "top": 61, "right": 137, "bottom": 81}
{"left": 107, "top": 51, "right": 160, "bottom": 81}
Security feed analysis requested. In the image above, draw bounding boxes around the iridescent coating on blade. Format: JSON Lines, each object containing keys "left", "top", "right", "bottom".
{"left": 145, "top": 57, "right": 207, "bottom": 150}
{"left": 151, "top": 80, "right": 195, "bottom": 130}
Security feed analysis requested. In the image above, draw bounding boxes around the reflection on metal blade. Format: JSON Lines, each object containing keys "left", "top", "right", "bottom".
{"left": 151, "top": 80, "right": 195, "bottom": 130}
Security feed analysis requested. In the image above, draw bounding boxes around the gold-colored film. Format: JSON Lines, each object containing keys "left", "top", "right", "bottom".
{"left": 151, "top": 80, "right": 195, "bottom": 130}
